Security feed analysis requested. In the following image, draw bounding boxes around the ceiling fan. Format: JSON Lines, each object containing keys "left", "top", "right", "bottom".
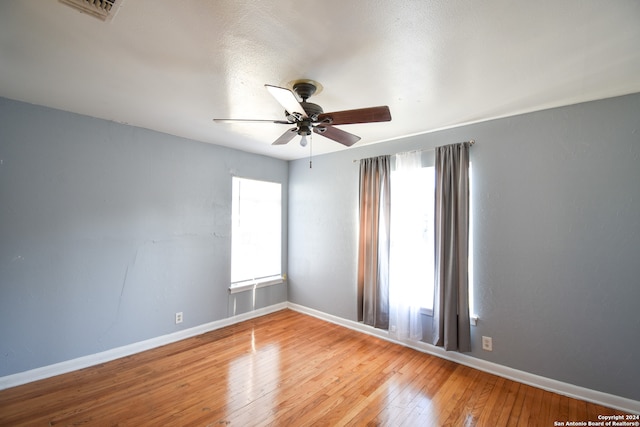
{"left": 213, "top": 79, "right": 391, "bottom": 147}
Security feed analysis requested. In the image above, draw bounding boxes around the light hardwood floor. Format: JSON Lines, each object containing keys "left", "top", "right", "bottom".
{"left": 0, "top": 309, "right": 630, "bottom": 426}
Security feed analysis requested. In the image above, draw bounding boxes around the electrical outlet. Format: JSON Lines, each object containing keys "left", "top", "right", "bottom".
{"left": 482, "top": 336, "right": 493, "bottom": 351}
{"left": 175, "top": 312, "right": 183, "bottom": 324}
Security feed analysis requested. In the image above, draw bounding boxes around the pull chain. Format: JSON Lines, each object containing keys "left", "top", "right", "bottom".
{"left": 309, "top": 132, "right": 313, "bottom": 169}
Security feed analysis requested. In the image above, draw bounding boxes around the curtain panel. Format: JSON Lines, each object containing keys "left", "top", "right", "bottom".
{"left": 433, "top": 142, "right": 472, "bottom": 352}
{"left": 357, "top": 155, "right": 391, "bottom": 329}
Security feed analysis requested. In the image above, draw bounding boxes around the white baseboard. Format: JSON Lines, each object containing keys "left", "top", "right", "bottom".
{"left": 0, "top": 302, "right": 287, "bottom": 391}
{"left": 286, "top": 302, "right": 640, "bottom": 415}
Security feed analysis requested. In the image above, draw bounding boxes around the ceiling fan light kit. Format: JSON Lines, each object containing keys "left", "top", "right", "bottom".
{"left": 214, "top": 79, "right": 391, "bottom": 148}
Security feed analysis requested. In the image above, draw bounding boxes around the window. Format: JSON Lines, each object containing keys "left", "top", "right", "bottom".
{"left": 230, "top": 177, "right": 282, "bottom": 292}
{"left": 389, "top": 164, "right": 436, "bottom": 312}
{"left": 389, "top": 160, "right": 474, "bottom": 315}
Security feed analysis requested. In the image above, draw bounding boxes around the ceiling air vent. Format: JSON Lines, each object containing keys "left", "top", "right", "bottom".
{"left": 59, "top": 0, "right": 122, "bottom": 22}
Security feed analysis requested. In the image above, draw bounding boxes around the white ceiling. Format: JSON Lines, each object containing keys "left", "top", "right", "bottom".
{"left": 1, "top": 1, "right": 639, "bottom": 160}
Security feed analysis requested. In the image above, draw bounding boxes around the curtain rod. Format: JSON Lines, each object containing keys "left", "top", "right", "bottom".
{"left": 352, "top": 139, "right": 475, "bottom": 163}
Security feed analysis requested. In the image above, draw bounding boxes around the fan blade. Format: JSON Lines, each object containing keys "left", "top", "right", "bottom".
{"left": 272, "top": 128, "right": 298, "bottom": 145}
{"left": 265, "top": 84, "right": 308, "bottom": 119}
{"left": 317, "top": 106, "right": 391, "bottom": 125}
{"left": 314, "top": 125, "right": 361, "bottom": 147}
{"left": 213, "top": 118, "right": 292, "bottom": 124}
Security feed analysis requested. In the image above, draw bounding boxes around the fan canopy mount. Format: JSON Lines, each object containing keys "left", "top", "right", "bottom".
{"left": 213, "top": 79, "right": 391, "bottom": 147}
{"left": 289, "top": 79, "right": 321, "bottom": 100}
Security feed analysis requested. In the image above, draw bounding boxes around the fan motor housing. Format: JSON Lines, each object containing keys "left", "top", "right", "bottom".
{"left": 301, "top": 101, "right": 323, "bottom": 118}
{"left": 285, "top": 101, "right": 323, "bottom": 122}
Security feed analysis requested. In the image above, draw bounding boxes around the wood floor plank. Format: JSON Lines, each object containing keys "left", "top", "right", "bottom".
{"left": 383, "top": 357, "right": 452, "bottom": 425}
{"left": 0, "top": 309, "right": 633, "bottom": 426}
{"left": 495, "top": 377, "right": 521, "bottom": 426}
{"left": 504, "top": 380, "right": 528, "bottom": 425}
{"left": 363, "top": 352, "right": 435, "bottom": 425}
{"left": 441, "top": 366, "right": 484, "bottom": 426}
{"left": 336, "top": 357, "right": 424, "bottom": 425}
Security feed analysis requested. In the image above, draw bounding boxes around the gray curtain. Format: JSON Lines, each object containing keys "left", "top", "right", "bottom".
{"left": 357, "top": 155, "right": 391, "bottom": 329}
{"left": 433, "top": 142, "right": 471, "bottom": 351}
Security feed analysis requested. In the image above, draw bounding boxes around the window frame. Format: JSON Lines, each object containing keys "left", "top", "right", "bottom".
{"left": 388, "top": 157, "right": 474, "bottom": 319}
{"left": 229, "top": 176, "right": 283, "bottom": 293}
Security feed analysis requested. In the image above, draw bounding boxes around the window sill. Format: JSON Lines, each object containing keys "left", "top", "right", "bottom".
{"left": 229, "top": 275, "right": 285, "bottom": 294}
{"left": 420, "top": 307, "right": 434, "bottom": 317}
{"left": 419, "top": 308, "right": 478, "bottom": 326}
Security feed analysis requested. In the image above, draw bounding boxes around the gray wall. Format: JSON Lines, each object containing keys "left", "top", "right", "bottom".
{"left": 0, "top": 97, "right": 288, "bottom": 376}
{"left": 288, "top": 93, "right": 640, "bottom": 401}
